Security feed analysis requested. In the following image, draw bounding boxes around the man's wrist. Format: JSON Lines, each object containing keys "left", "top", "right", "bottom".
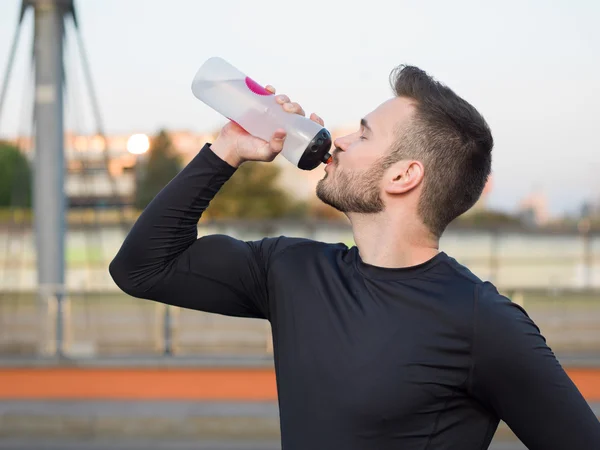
{"left": 210, "top": 139, "right": 244, "bottom": 168}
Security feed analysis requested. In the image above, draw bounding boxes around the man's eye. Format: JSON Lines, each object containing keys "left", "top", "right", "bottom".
{"left": 359, "top": 135, "right": 367, "bottom": 140}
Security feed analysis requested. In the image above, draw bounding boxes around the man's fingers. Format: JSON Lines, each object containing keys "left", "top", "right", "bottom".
{"left": 265, "top": 85, "right": 276, "bottom": 94}
{"left": 272, "top": 128, "right": 286, "bottom": 140}
{"left": 274, "top": 94, "right": 306, "bottom": 117}
{"left": 310, "top": 113, "right": 324, "bottom": 126}
{"left": 283, "top": 102, "right": 305, "bottom": 116}
{"left": 268, "top": 128, "right": 287, "bottom": 154}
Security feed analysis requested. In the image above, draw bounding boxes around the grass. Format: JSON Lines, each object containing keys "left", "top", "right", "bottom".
{"left": 0, "top": 207, "right": 140, "bottom": 226}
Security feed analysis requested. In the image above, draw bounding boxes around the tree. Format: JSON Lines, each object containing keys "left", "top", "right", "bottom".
{"left": 0, "top": 141, "right": 32, "bottom": 207}
{"left": 306, "top": 197, "right": 346, "bottom": 221}
{"left": 203, "top": 160, "right": 307, "bottom": 220}
{"left": 135, "top": 130, "right": 182, "bottom": 210}
{"left": 455, "top": 209, "right": 523, "bottom": 227}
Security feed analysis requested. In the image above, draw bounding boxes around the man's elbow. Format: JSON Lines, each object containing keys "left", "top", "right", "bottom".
{"left": 108, "top": 257, "right": 143, "bottom": 298}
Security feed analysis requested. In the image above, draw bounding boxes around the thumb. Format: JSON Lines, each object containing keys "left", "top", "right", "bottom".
{"left": 258, "top": 130, "right": 286, "bottom": 161}
{"left": 269, "top": 129, "right": 287, "bottom": 154}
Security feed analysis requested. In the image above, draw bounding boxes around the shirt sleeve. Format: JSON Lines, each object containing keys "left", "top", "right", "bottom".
{"left": 109, "top": 144, "right": 283, "bottom": 320}
{"left": 469, "top": 282, "right": 600, "bottom": 449}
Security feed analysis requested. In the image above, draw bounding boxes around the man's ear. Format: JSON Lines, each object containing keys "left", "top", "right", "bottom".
{"left": 384, "top": 160, "right": 424, "bottom": 194}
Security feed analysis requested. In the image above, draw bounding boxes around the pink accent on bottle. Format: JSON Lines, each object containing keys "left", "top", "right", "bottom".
{"left": 245, "top": 77, "right": 271, "bottom": 96}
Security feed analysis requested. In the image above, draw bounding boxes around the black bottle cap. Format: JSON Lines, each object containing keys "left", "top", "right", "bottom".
{"left": 297, "top": 128, "right": 332, "bottom": 170}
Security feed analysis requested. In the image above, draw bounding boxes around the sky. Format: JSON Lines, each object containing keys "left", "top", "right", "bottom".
{"left": 0, "top": 0, "right": 599, "bottom": 216}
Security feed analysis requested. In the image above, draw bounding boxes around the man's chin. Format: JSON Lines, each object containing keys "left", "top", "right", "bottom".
{"left": 315, "top": 185, "right": 345, "bottom": 214}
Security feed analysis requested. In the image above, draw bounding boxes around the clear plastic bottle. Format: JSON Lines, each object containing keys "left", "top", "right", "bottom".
{"left": 191, "top": 57, "right": 332, "bottom": 170}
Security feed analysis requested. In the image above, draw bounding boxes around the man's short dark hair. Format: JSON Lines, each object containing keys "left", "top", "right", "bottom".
{"left": 386, "top": 65, "right": 493, "bottom": 237}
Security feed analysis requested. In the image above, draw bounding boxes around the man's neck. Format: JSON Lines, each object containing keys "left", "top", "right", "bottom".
{"left": 348, "top": 212, "right": 439, "bottom": 269}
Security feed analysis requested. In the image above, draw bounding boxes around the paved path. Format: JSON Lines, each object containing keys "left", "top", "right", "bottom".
{"left": 1, "top": 401, "right": 598, "bottom": 449}
{"left": 0, "top": 400, "right": 280, "bottom": 417}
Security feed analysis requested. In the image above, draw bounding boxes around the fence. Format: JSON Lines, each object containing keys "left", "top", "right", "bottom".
{"left": 0, "top": 222, "right": 599, "bottom": 358}
{"left": 1, "top": 288, "right": 600, "bottom": 358}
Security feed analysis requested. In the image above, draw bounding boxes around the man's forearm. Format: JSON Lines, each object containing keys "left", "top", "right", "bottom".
{"left": 109, "top": 144, "right": 237, "bottom": 296}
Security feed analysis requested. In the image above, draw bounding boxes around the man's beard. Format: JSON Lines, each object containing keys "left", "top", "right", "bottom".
{"left": 316, "top": 155, "right": 385, "bottom": 214}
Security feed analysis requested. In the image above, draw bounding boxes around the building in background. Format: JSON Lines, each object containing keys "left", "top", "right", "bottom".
{"left": 518, "top": 190, "right": 550, "bottom": 226}
{"left": 6, "top": 130, "right": 215, "bottom": 208}
{"left": 5, "top": 127, "right": 346, "bottom": 208}
{"left": 2, "top": 128, "right": 525, "bottom": 220}
{"left": 580, "top": 199, "right": 600, "bottom": 220}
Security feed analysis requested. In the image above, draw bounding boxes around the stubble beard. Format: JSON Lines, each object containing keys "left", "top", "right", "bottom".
{"left": 316, "top": 161, "right": 385, "bottom": 214}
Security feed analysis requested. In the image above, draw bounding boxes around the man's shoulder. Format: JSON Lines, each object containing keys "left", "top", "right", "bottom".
{"left": 442, "top": 256, "right": 515, "bottom": 306}
{"left": 441, "top": 253, "right": 485, "bottom": 286}
{"left": 254, "top": 235, "right": 349, "bottom": 262}
{"left": 461, "top": 279, "right": 536, "bottom": 342}
{"left": 438, "top": 255, "right": 523, "bottom": 316}
{"left": 439, "top": 256, "right": 533, "bottom": 336}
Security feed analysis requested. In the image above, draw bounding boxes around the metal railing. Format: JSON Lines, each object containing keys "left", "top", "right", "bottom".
{"left": 0, "top": 223, "right": 599, "bottom": 358}
{"left": 1, "top": 288, "right": 599, "bottom": 358}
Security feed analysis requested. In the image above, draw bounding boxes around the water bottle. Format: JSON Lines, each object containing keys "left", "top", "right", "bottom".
{"left": 191, "top": 57, "right": 332, "bottom": 170}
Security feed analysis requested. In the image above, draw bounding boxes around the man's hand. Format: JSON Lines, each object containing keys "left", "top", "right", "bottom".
{"left": 210, "top": 85, "right": 325, "bottom": 168}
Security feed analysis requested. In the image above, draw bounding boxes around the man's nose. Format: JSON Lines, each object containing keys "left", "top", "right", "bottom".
{"left": 333, "top": 135, "right": 350, "bottom": 151}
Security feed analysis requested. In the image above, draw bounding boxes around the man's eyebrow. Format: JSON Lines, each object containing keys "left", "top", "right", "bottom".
{"left": 360, "top": 118, "right": 372, "bottom": 133}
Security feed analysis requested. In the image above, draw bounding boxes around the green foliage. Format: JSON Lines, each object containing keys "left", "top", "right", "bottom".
{"left": 0, "top": 141, "right": 32, "bottom": 207}
{"left": 306, "top": 196, "right": 346, "bottom": 221}
{"left": 457, "top": 209, "right": 523, "bottom": 227}
{"left": 204, "top": 160, "right": 307, "bottom": 220}
{"left": 134, "top": 130, "right": 182, "bottom": 210}
{"left": 133, "top": 129, "right": 305, "bottom": 219}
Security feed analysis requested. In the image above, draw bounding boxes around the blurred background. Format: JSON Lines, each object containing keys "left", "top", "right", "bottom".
{"left": 0, "top": 0, "right": 598, "bottom": 449}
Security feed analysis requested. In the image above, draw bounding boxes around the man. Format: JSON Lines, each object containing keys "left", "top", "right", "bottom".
{"left": 110, "top": 65, "right": 600, "bottom": 449}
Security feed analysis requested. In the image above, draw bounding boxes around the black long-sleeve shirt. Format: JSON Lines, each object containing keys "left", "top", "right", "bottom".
{"left": 109, "top": 144, "right": 600, "bottom": 450}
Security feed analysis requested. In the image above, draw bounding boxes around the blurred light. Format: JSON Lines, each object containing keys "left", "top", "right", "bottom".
{"left": 91, "top": 135, "right": 106, "bottom": 151}
{"left": 74, "top": 136, "right": 88, "bottom": 152}
{"left": 127, "top": 134, "right": 150, "bottom": 155}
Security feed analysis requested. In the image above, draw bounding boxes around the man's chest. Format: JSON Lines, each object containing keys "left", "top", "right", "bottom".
{"left": 271, "top": 290, "right": 472, "bottom": 429}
